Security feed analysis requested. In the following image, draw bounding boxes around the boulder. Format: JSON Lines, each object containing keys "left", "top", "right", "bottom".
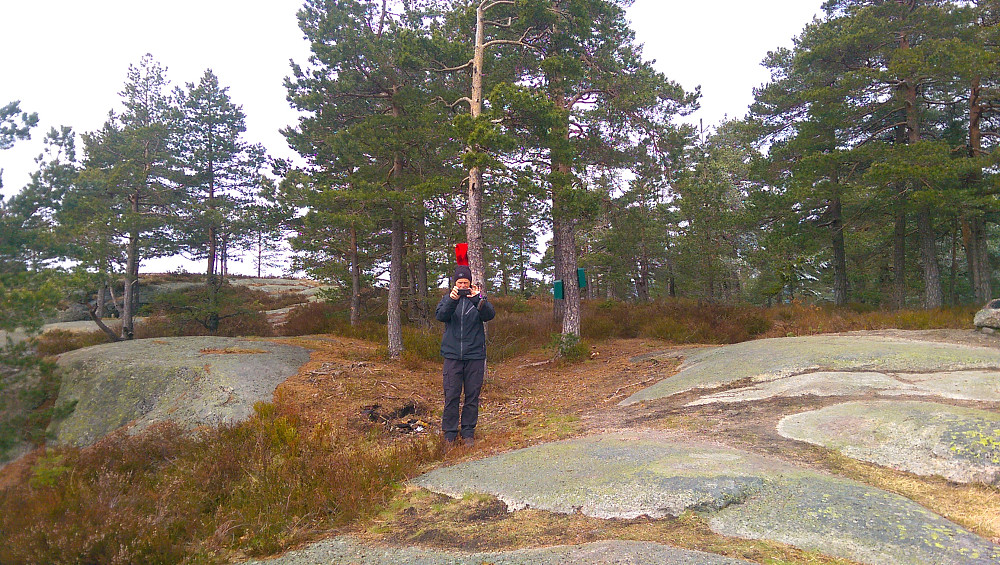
{"left": 973, "top": 299, "right": 1000, "bottom": 331}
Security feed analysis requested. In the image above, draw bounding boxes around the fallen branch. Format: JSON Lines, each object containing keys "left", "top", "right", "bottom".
{"left": 604, "top": 377, "right": 657, "bottom": 402}
{"left": 516, "top": 359, "right": 553, "bottom": 369}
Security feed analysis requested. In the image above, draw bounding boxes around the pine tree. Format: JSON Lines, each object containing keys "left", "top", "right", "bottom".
{"left": 71, "top": 55, "right": 184, "bottom": 339}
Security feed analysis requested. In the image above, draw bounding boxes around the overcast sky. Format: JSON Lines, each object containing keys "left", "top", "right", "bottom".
{"left": 0, "top": 0, "right": 823, "bottom": 274}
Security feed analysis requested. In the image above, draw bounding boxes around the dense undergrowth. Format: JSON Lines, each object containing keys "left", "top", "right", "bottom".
{"left": 1, "top": 295, "right": 982, "bottom": 563}
{"left": 280, "top": 296, "right": 979, "bottom": 362}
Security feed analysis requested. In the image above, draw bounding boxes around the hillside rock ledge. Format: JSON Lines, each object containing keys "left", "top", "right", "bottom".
{"left": 413, "top": 432, "right": 1000, "bottom": 565}
{"left": 48, "top": 336, "right": 311, "bottom": 447}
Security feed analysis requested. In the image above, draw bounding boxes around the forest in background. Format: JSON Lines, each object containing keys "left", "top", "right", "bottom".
{"left": 1, "top": 0, "right": 1000, "bottom": 357}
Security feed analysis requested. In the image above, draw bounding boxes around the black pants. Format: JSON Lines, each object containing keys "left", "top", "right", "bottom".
{"left": 442, "top": 358, "right": 485, "bottom": 440}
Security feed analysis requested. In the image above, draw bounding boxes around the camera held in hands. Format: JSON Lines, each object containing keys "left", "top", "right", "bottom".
{"left": 457, "top": 288, "right": 471, "bottom": 297}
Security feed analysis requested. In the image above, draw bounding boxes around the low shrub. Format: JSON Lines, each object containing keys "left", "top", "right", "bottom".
{"left": 549, "top": 332, "right": 589, "bottom": 362}
{"left": 34, "top": 329, "right": 110, "bottom": 356}
{"left": 279, "top": 301, "right": 339, "bottom": 336}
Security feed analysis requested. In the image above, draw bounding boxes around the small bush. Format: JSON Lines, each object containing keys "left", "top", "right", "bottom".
{"left": 402, "top": 327, "right": 441, "bottom": 363}
{"left": 550, "top": 333, "right": 589, "bottom": 362}
{"left": 35, "top": 329, "right": 111, "bottom": 356}
{"left": 280, "top": 301, "right": 339, "bottom": 336}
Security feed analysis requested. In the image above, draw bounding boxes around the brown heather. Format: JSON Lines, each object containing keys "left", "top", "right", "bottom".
{"left": 0, "top": 401, "right": 437, "bottom": 564}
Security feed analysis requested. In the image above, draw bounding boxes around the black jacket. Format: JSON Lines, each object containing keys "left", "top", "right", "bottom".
{"left": 435, "top": 293, "right": 496, "bottom": 360}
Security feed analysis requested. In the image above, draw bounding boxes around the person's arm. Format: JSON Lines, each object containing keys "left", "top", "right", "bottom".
{"left": 435, "top": 292, "right": 458, "bottom": 322}
{"left": 475, "top": 295, "right": 495, "bottom": 322}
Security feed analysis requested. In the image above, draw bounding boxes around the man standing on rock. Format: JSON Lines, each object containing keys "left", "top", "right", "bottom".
{"left": 435, "top": 244, "right": 495, "bottom": 447}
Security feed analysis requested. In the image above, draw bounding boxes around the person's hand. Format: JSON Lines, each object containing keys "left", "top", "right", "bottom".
{"left": 470, "top": 283, "right": 481, "bottom": 298}
{"left": 450, "top": 286, "right": 460, "bottom": 300}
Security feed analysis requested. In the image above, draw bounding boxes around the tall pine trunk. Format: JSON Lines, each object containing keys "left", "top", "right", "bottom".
{"left": 830, "top": 182, "right": 848, "bottom": 306}
{"left": 350, "top": 225, "right": 361, "bottom": 327}
{"left": 416, "top": 211, "right": 430, "bottom": 327}
{"left": 964, "top": 77, "right": 992, "bottom": 304}
{"left": 388, "top": 218, "right": 404, "bottom": 358}
{"left": 900, "top": 25, "right": 942, "bottom": 309}
{"left": 387, "top": 102, "right": 405, "bottom": 358}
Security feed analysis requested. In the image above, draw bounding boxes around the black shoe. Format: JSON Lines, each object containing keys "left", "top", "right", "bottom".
{"left": 462, "top": 437, "right": 474, "bottom": 447}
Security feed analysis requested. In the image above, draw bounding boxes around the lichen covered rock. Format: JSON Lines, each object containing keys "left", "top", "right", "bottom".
{"left": 48, "top": 336, "right": 311, "bottom": 447}
{"left": 778, "top": 400, "right": 1000, "bottom": 485}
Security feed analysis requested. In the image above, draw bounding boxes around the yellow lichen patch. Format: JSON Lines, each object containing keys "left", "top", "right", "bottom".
{"left": 199, "top": 347, "right": 269, "bottom": 355}
{"left": 823, "top": 451, "right": 1000, "bottom": 542}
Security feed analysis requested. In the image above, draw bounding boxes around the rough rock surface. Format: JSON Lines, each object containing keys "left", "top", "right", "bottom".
{"left": 622, "top": 335, "right": 1000, "bottom": 405}
{"left": 974, "top": 299, "right": 1000, "bottom": 330}
{"left": 688, "top": 369, "right": 1000, "bottom": 406}
{"left": 245, "top": 537, "right": 755, "bottom": 565}
{"left": 778, "top": 400, "right": 1000, "bottom": 485}
{"left": 48, "top": 336, "right": 311, "bottom": 447}
{"left": 413, "top": 432, "right": 1000, "bottom": 565}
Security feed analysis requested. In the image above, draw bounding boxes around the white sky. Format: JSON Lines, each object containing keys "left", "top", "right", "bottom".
{"left": 0, "top": 0, "right": 823, "bottom": 275}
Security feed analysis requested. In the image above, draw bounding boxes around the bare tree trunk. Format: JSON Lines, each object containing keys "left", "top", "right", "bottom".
{"left": 892, "top": 201, "right": 906, "bottom": 309}
{"left": 635, "top": 253, "right": 650, "bottom": 302}
{"left": 917, "top": 206, "right": 943, "bottom": 309}
{"left": 350, "top": 225, "right": 361, "bottom": 326}
{"left": 207, "top": 159, "right": 218, "bottom": 285}
{"left": 388, "top": 219, "right": 404, "bottom": 358}
{"left": 96, "top": 283, "right": 107, "bottom": 320}
{"left": 387, "top": 101, "right": 405, "bottom": 358}
{"left": 962, "top": 217, "right": 992, "bottom": 304}
{"left": 417, "top": 214, "right": 430, "bottom": 327}
{"left": 123, "top": 230, "right": 138, "bottom": 340}
{"left": 552, "top": 222, "right": 564, "bottom": 320}
{"left": 965, "top": 77, "right": 992, "bottom": 304}
{"left": 900, "top": 29, "right": 941, "bottom": 309}
{"left": 122, "top": 189, "right": 140, "bottom": 340}
{"left": 465, "top": 2, "right": 488, "bottom": 287}
{"left": 949, "top": 220, "right": 958, "bottom": 306}
{"left": 892, "top": 125, "right": 908, "bottom": 310}
{"left": 555, "top": 217, "right": 580, "bottom": 336}
{"left": 830, "top": 188, "right": 848, "bottom": 306}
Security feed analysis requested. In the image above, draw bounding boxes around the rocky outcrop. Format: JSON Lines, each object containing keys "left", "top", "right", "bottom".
{"left": 414, "top": 432, "right": 1000, "bottom": 565}
{"left": 622, "top": 334, "right": 1000, "bottom": 406}
{"left": 48, "top": 336, "right": 311, "bottom": 447}
{"left": 778, "top": 400, "right": 1000, "bottom": 485}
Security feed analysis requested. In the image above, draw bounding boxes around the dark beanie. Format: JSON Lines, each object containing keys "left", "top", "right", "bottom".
{"left": 454, "top": 265, "right": 472, "bottom": 282}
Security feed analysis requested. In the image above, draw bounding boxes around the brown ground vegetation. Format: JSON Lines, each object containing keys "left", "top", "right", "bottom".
{"left": 0, "top": 299, "right": 995, "bottom": 564}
